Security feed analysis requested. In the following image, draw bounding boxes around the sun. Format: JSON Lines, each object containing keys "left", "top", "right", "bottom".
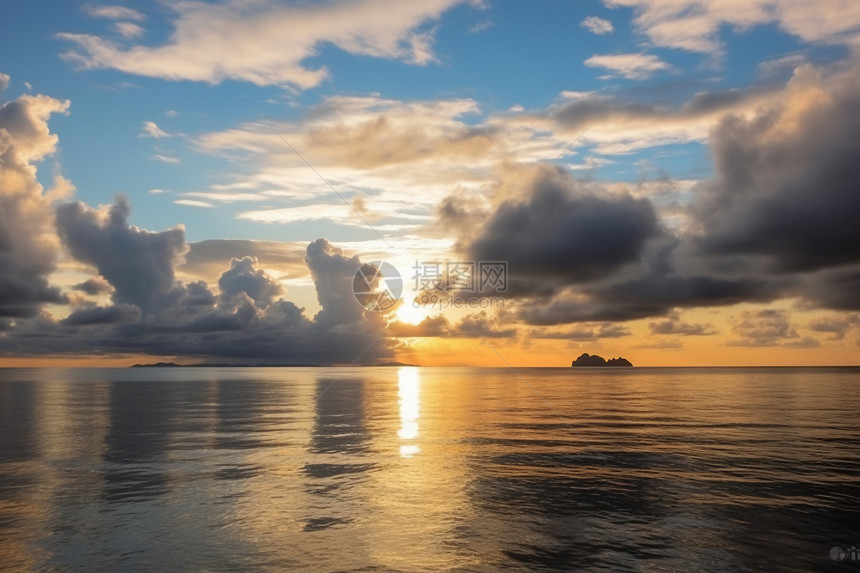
{"left": 394, "top": 300, "right": 429, "bottom": 325}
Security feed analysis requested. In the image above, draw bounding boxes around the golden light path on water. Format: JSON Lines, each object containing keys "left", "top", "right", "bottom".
{"left": 397, "top": 367, "right": 421, "bottom": 457}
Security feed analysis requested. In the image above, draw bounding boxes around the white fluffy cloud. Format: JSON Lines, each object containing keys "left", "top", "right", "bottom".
{"left": 581, "top": 16, "right": 614, "bottom": 35}
{"left": 584, "top": 53, "right": 673, "bottom": 79}
{"left": 140, "top": 120, "right": 170, "bottom": 138}
{"left": 59, "top": 0, "right": 475, "bottom": 88}
{"left": 604, "top": 0, "right": 860, "bottom": 53}
{"left": 83, "top": 4, "right": 145, "bottom": 22}
{"left": 112, "top": 22, "right": 144, "bottom": 39}
{"left": 0, "top": 93, "right": 70, "bottom": 317}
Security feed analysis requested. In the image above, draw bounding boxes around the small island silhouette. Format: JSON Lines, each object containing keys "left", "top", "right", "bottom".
{"left": 571, "top": 353, "right": 633, "bottom": 367}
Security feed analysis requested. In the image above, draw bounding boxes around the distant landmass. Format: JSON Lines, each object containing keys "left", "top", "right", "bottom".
{"left": 571, "top": 353, "right": 633, "bottom": 367}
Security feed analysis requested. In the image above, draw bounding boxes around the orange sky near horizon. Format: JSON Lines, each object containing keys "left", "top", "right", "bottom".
{"left": 2, "top": 332, "right": 857, "bottom": 368}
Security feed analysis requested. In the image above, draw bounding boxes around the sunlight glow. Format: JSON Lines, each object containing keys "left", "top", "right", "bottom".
{"left": 397, "top": 367, "right": 421, "bottom": 456}
{"left": 394, "top": 301, "right": 427, "bottom": 325}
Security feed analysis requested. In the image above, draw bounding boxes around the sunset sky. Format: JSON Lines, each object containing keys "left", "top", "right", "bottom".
{"left": 1, "top": 0, "right": 859, "bottom": 366}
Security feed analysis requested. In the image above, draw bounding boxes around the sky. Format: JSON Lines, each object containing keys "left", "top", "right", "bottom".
{"left": 1, "top": 0, "right": 859, "bottom": 367}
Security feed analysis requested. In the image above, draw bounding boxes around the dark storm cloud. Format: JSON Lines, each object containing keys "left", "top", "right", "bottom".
{"left": 55, "top": 195, "right": 187, "bottom": 314}
{"left": 466, "top": 166, "right": 663, "bottom": 295}
{"left": 439, "top": 163, "right": 788, "bottom": 326}
{"left": 0, "top": 93, "right": 69, "bottom": 317}
{"left": 61, "top": 303, "right": 141, "bottom": 326}
{"left": 519, "top": 274, "right": 780, "bottom": 326}
{"left": 456, "top": 63, "right": 860, "bottom": 327}
{"left": 800, "top": 265, "right": 860, "bottom": 311}
{"left": 694, "top": 64, "right": 860, "bottom": 272}
{"left": 72, "top": 276, "right": 113, "bottom": 295}
{"left": 218, "top": 256, "right": 284, "bottom": 309}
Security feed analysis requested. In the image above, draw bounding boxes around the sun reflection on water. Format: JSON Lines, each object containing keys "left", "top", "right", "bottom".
{"left": 397, "top": 367, "right": 420, "bottom": 457}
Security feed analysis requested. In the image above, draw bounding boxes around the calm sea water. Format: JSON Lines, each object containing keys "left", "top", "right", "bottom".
{"left": 1, "top": 366, "right": 859, "bottom": 572}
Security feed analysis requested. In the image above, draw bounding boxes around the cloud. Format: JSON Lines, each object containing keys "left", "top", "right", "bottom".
{"left": 453, "top": 311, "right": 517, "bottom": 338}
{"left": 388, "top": 315, "right": 451, "bottom": 337}
{"left": 59, "top": 0, "right": 474, "bottom": 89}
{"left": 200, "top": 95, "right": 491, "bottom": 169}
{"left": 178, "top": 56, "right": 859, "bottom": 335}
{"left": 83, "top": 4, "right": 145, "bottom": 22}
{"left": 436, "top": 190, "right": 491, "bottom": 235}
{"left": 112, "top": 22, "right": 144, "bottom": 39}
{"left": 0, "top": 93, "right": 70, "bottom": 317}
{"left": 174, "top": 199, "right": 213, "bottom": 208}
{"left": 584, "top": 53, "right": 672, "bottom": 79}
{"left": 648, "top": 311, "right": 717, "bottom": 335}
{"left": 757, "top": 54, "right": 807, "bottom": 77}
{"left": 539, "top": 80, "right": 782, "bottom": 155}
{"left": 152, "top": 153, "right": 179, "bottom": 164}
{"left": 55, "top": 195, "right": 188, "bottom": 315}
{"left": 602, "top": 0, "right": 860, "bottom": 53}
{"left": 6, "top": 193, "right": 394, "bottom": 363}
{"left": 465, "top": 165, "right": 663, "bottom": 295}
{"left": 72, "top": 277, "right": 113, "bottom": 295}
{"left": 802, "top": 265, "right": 860, "bottom": 311}
{"left": 726, "top": 308, "right": 818, "bottom": 347}
{"left": 807, "top": 313, "right": 859, "bottom": 340}
{"left": 181, "top": 239, "right": 307, "bottom": 284}
{"left": 238, "top": 204, "right": 352, "bottom": 224}
{"left": 190, "top": 79, "right": 794, "bottom": 236}
{"left": 634, "top": 338, "right": 683, "bottom": 349}
{"left": 388, "top": 311, "right": 515, "bottom": 338}
{"left": 501, "top": 59, "right": 860, "bottom": 325}
{"left": 0, "top": 73, "right": 9, "bottom": 91}
{"left": 695, "top": 62, "right": 860, "bottom": 273}
{"left": 469, "top": 20, "right": 493, "bottom": 33}
{"left": 140, "top": 120, "right": 170, "bottom": 138}
{"left": 530, "top": 323, "right": 631, "bottom": 339}
{"left": 519, "top": 273, "right": 780, "bottom": 326}
{"left": 305, "top": 238, "right": 367, "bottom": 328}
{"left": 581, "top": 16, "right": 614, "bottom": 35}
{"left": 218, "top": 256, "right": 284, "bottom": 309}
{"left": 62, "top": 303, "right": 141, "bottom": 326}
{"left": 432, "top": 164, "right": 784, "bottom": 325}
{"left": 194, "top": 94, "right": 503, "bottom": 232}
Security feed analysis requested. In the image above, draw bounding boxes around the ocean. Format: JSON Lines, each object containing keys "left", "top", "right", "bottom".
{"left": 1, "top": 366, "right": 858, "bottom": 572}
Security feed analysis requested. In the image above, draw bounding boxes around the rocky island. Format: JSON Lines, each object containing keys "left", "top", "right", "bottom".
{"left": 571, "top": 353, "right": 633, "bottom": 367}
